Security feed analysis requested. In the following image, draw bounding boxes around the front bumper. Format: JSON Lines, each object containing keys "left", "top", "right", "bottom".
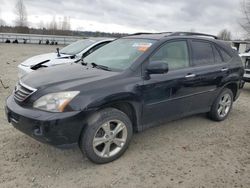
{"left": 5, "top": 95, "right": 85, "bottom": 147}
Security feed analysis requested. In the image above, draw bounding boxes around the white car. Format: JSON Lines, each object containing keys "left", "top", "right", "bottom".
{"left": 18, "top": 38, "right": 114, "bottom": 78}
{"left": 239, "top": 52, "right": 250, "bottom": 82}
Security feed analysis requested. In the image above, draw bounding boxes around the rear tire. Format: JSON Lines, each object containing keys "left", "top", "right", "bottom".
{"left": 208, "top": 88, "right": 233, "bottom": 121}
{"left": 80, "top": 108, "right": 133, "bottom": 164}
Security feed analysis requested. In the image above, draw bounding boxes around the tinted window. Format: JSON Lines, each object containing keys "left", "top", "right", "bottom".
{"left": 218, "top": 47, "right": 232, "bottom": 62}
{"left": 191, "top": 41, "right": 214, "bottom": 66}
{"left": 150, "top": 41, "right": 189, "bottom": 70}
{"left": 213, "top": 45, "right": 223, "bottom": 63}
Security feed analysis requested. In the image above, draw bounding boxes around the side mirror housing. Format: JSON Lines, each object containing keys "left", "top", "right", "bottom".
{"left": 147, "top": 61, "right": 169, "bottom": 74}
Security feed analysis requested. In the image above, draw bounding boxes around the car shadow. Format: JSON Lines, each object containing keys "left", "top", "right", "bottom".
{"left": 7, "top": 112, "right": 216, "bottom": 169}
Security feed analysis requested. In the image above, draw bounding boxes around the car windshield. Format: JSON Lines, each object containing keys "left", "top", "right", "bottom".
{"left": 60, "top": 39, "right": 96, "bottom": 55}
{"left": 83, "top": 38, "right": 156, "bottom": 70}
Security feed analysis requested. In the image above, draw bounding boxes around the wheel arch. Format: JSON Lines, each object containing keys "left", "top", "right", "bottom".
{"left": 99, "top": 101, "right": 140, "bottom": 132}
{"left": 82, "top": 93, "right": 143, "bottom": 133}
{"left": 222, "top": 82, "right": 239, "bottom": 101}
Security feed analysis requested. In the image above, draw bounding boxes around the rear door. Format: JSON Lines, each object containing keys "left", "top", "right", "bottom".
{"left": 188, "top": 39, "right": 231, "bottom": 111}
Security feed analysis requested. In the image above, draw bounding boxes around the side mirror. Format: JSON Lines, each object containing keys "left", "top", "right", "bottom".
{"left": 147, "top": 61, "right": 169, "bottom": 74}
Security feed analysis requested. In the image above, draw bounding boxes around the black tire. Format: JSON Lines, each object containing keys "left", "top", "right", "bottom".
{"left": 208, "top": 88, "right": 233, "bottom": 121}
{"left": 80, "top": 108, "right": 133, "bottom": 164}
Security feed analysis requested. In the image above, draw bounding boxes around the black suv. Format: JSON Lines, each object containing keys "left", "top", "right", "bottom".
{"left": 5, "top": 32, "right": 244, "bottom": 164}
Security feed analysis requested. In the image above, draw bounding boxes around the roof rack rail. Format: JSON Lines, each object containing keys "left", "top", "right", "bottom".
{"left": 169, "top": 32, "right": 218, "bottom": 39}
{"left": 129, "top": 32, "right": 172, "bottom": 36}
{"left": 128, "top": 32, "right": 218, "bottom": 39}
{"left": 128, "top": 32, "right": 155, "bottom": 36}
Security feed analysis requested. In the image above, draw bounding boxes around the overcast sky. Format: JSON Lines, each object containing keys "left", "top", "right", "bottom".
{"left": 0, "top": 0, "right": 245, "bottom": 37}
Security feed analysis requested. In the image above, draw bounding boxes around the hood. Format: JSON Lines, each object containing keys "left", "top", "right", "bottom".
{"left": 21, "top": 53, "right": 77, "bottom": 67}
{"left": 21, "top": 63, "right": 119, "bottom": 90}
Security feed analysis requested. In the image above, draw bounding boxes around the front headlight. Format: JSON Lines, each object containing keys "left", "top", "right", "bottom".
{"left": 33, "top": 91, "right": 80, "bottom": 112}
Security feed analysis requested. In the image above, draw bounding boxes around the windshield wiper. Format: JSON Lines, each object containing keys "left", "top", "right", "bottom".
{"left": 91, "top": 62, "right": 111, "bottom": 71}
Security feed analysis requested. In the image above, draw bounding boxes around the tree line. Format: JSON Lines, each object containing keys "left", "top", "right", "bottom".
{"left": 2, "top": 0, "right": 250, "bottom": 40}
{"left": 0, "top": 0, "right": 126, "bottom": 38}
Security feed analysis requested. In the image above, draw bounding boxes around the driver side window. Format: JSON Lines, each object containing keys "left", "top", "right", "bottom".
{"left": 150, "top": 41, "right": 190, "bottom": 70}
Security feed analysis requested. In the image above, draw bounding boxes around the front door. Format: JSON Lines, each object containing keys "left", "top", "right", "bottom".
{"left": 141, "top": 40, "right": 197, "bottom": 127}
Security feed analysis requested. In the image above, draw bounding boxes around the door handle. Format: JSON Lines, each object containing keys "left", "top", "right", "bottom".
{"left": 221, "top": 68, "right": 229, "bottom": 72}
{"left": 185, "top": 74, "right": 196, "bottom": 78}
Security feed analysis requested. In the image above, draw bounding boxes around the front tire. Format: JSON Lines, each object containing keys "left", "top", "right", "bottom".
{"left": 80, "top": 108, "right": 133, "bottom": 164}
{"left": 208, "top": 88, "right": 233, "bottom": 121}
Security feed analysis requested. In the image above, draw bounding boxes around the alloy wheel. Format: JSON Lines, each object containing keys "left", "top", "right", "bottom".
{"left": 92, "top": 120, "right": 128, "bottom": 158}
{"left": 217, "top": 93, "right": 232, "bottom": 118}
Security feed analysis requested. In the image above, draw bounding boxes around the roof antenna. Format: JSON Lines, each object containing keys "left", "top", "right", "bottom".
{"left": 56, "top": 48, "right": 61, "bottom": 57}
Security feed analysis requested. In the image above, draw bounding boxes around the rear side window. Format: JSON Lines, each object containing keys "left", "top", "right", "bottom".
{"left": 213, "top": 45, "right": 223, "bottom": 64}
{"left": 218, "top": 47, "right": 232, "bottom": 62}
{"left": 191, "top": 40, "right": 214, "bottom": 66}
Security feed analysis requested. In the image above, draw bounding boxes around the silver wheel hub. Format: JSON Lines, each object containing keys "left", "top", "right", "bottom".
{"left": 93, "top": 120, "right": 128, "bottom": 158}
{"left": 217, "top": 93, "right": 231, "bottom": 118}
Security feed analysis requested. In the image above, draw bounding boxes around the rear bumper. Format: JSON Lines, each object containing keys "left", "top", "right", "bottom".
{"left": 5, "top": 95, "right": 85, "bottom": 147}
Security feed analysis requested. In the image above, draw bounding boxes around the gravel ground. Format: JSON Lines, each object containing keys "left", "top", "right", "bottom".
{"left": 0, "top": 43, "right": 250, "bottom": 188}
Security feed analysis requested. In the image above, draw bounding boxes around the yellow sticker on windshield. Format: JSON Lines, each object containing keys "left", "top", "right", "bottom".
{"left": 133, "top": 43, "right": 152, "bottom": 52}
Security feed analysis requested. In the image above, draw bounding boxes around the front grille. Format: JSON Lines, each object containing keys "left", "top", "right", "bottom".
{"left": 14, "top": 81, "right": 37, "bottom": 102}
{"left": 246, "top": 70, "right": 250, "bottom": 74}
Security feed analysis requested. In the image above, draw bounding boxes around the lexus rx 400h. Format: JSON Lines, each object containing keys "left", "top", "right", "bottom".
{"left": 5, "top": 32, "right": 244, "bottom": 164}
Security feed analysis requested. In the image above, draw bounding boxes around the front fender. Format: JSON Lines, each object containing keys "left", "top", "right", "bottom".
{"left": 73, "top": 92, "right": 143, "bottom": 132}
{"left": 86, "top": 92, "right": 141, "bottom": 109}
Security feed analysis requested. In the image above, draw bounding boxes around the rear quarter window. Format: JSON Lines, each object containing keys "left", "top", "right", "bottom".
{"left": 217, "top": 46, "right": 232, "bottom": 62}
{"left": 212, "top": 45, "right": 224, "bottom": 64}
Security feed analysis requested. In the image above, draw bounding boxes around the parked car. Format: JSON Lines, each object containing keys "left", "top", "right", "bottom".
{"left": 239, "top": 52, "right": 250, "bottom": 82}
{"left": 5, "top": 32, "right": 244, "bottom": 164}
{"left": 17, "top": 38, "right": 114, "bottom": 78}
